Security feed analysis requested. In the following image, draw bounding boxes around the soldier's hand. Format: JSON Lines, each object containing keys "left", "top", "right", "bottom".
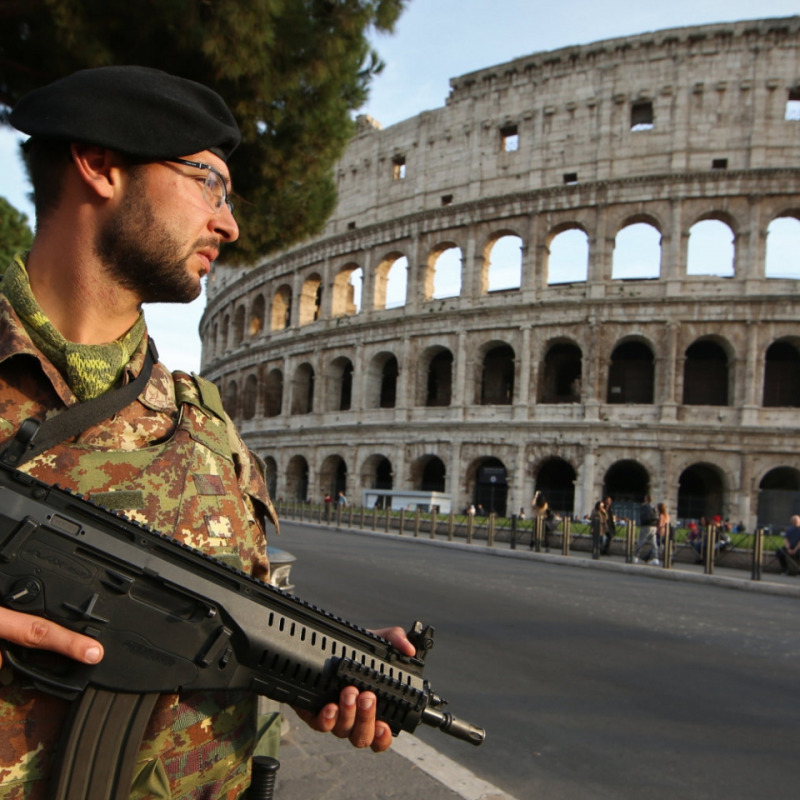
{"left": 0, "top": 607, "right": 103, "bottom": 668}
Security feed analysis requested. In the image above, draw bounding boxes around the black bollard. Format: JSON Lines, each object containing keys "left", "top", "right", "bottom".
{"left": 247, "top": 756, "right": 280, "bottom": 800}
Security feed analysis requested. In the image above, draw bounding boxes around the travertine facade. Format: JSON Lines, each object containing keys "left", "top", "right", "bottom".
{"left": 202, "top": 16, "right": 800, "bottom": 528}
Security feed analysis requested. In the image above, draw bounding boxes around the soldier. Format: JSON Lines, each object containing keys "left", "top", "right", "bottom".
{"left": 0, "top": 66, "right": 413, "bottom": 799}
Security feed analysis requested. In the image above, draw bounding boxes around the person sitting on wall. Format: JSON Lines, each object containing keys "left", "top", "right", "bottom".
{"left": 776, "top": 515, "right": 800, "bottom": 575}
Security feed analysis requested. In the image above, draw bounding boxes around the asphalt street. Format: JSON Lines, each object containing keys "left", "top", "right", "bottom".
{"left": 276, "top": 520, "right": 800, "bottom": 800}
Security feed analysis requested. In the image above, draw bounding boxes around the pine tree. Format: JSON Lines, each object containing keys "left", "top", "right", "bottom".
{"left": 0, "top": 0, "right": 407, "bottom": 262}
{"left": 0, "top": 196, "right": 33, "bottom": 274}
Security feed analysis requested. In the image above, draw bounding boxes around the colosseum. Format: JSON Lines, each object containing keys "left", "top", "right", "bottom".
{"left": 201, "top": 15, "right": 800, "bottom": 530}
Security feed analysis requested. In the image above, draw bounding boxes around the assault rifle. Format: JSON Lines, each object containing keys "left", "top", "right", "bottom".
{"left": 0, "top": 463, "right": 484, "bottom": 796}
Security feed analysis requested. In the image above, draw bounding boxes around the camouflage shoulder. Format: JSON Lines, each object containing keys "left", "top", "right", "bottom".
{"left": 172, "top": 371, "right": 226, "bottom": 420}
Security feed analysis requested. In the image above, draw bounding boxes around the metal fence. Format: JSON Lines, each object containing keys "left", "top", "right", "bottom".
{"left": 275, "top": 501, "right": 782, "bottom": 581}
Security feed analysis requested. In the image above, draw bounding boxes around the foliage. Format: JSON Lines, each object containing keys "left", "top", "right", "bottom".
{"left": 0, "top": 0, "right": 407, "bottom": 263}
{"left": 0, "top": 195, "right": 33, "bottom": 273}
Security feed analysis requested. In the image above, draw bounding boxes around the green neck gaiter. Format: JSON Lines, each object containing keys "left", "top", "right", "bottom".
{"left": 3, "top": 255, "right": 146, "bottom": 401}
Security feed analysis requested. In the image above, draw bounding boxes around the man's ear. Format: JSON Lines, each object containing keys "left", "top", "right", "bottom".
{"left": 69, "top": 143, "right": 125, "bottom": 200}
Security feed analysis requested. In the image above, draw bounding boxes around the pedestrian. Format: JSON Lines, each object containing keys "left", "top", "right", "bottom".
{"left": 776, "top": 515, "right": 800, "bottom": 575}
{"left": 633, "top": 495, "right": 660, "bottom": 565}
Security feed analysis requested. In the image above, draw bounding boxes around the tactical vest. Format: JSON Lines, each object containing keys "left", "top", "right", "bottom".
{"left": 1, "top": 371, "right": 269, "bottom": 800}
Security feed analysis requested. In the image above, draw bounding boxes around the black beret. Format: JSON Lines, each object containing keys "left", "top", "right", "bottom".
{"left": 9, "top": 65, "right": 240, "bottom": 162}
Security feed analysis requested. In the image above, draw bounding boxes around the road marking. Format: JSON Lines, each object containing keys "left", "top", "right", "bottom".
{"left": 392, "top": 734, "right": 521, "bottom": 800}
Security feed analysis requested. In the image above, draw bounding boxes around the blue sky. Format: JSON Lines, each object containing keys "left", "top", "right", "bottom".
{"left": 1, "top": 1, "right": 797, "bottom": 371}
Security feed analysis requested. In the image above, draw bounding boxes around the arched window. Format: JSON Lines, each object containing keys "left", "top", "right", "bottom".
{"left": 607, "top": 341, "right": 654, "bottom": 404}
{"left": 763, "top": 341, "right": 800, "bottom": 407}
{"left": 325, "top": 357, "right": 354, "bottom": 412}
{"left": 540, "top": 343, "right": 582, "bottom": 403}
{"left": 678, "top": 463, "right": 725, "bottom": 521}
{"left": 612, "top": 223, "right": 661, "bottom": 279}
{"left": 548, "top": 228, "right": 589, "bottom": 284}
{"left": 686, "top": 219, "right": 735, "bottom": 277}
{"left": 233, "top": 306, "right": 246, "bottom": 345}
{"left": 480, "top": 345, "right": 515, "bottom": 405}
{"left": 486, "top": 235, "right": 522, "bottom": 292}
{"left": 375, "top": 255, "right": 407, "bottom": 310}
{"left": 249, "top": 295, "right": 265, "bottom": 337}
{"left": 264, "top": 369, "right": 283, "bottom": 417}
{"left": 291, "top": 363, "right": 314, "bottom": 414}
{"left": 765, "top": 217, "right": 800, "bottom": 279}
{"left": 429, "top": 246, "right": 462, "bottom": 299}
{"left": 683, "top": 340, "right": 729, "bottom": 406}
{"left": 332, "top": 265, "right": 362, "bottom": 317}
{"left": 423, "top": 349, "right": 453, "bottom": 407}
{"left": 534, "top": 457, "right": 577, "bottom": 516}
{"left": 242, "top": 374, "right": 258, "bottom": 420}
{"left": 271, "top": 285, "right": 292, "bottom": 330}
{"left": 299, "top": 274, "right": 323, "bottom": 325}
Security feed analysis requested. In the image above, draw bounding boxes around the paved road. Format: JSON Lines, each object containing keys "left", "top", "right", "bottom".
{"left": 278, "top": 521, "right": 800, "bottom": 800}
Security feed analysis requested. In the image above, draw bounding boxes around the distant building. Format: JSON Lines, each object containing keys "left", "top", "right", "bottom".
{"left": 203, "top": 16, "right": 800, "bottom": 529}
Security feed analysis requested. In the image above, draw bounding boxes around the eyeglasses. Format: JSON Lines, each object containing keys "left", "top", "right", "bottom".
{"left": 165, "top": 158, "right": 234, "bottom": 214}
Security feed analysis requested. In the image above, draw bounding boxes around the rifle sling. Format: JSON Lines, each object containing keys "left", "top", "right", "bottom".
{"left": 50, "top": 688, "right": 159, "bottom": 800}
{"left": 0, "top": 339, "right": 158, "bottom": 468}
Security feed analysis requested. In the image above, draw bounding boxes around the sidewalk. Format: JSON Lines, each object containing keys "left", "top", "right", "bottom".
{"left": 267, "top": 522, "right": 799, "bottom": 800}
{"left": 273, "top": 706, "right": 514, "bottom": 800}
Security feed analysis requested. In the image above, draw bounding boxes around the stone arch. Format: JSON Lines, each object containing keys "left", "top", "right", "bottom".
{"left": 612, "top": 219, "right": 662, "bottom": 280}
{"left": 426, "top": 243, "right": 462, "bottom": 300}
{"left": 603, "top": 460, "right": 652, "bottom": 520}
{"left": 285, "top": 455, "right": 309, "bottom": 502}
{"left": 682, "top": 337, "right": 732, "bottom": 406}
{"left": 264, "top": 369, "right": 283, "bottom": 417}
{"left": 540, "top": 339, "right": 583, "bottom": 403}
{"left": 410, "top": 454, "right": 447, "bottom": 493}
{"left": 757, "top": 467, "right": 800, "bottom": 530}
{"left": 484, "top": 232, "right": 523, "bottom": 292}
{"left": 320, "top": 454, "right": 348, "bottom": 499}
{"left": 223, "top": 378, "right": 238, "bottom": 419}
{"left": 375, "top": 253, "right": 407, "bottom": 310}
{"left": 332, "top": 263, "right": 362, "bottom": 317}
{"left": 365, "top": 351, "right": 399, "bottom": 409}
{"left": 533, "top": 456, "right": 577, "bottom": 515}
{"left": 249, "top": 295, "right": 266, "bottom": 337}
{"left": 765, "top": 214, "right": 800, "bottom": 279}
{"left": 291, "top": 362, "right": 315, "bottom": 415}
{"left": 763, "top": 338, "right": 800, "bottom": 407}
{"left": 232, "top": 305, "right": 246, "bottom": 346}
{"left": 361, "top": 454, "right": 394, "bottom": 492}
{"left": 466, "top": 456, "right": 508, "bottom": 517}
{"left": 299, "top": 273, "right": 323, "bottom": 325}
{"left": 242, "top": 373, "right": 258, "bottom": 420}
{"left": 263, "top": 456, "right": 278, "bottom": 500}
{"left": 547, "top": 225, "right": 589, "bottom": 284}
{"left": 478, "top": 341, "right": 515, "bottom": 405}
{"left": 271, "top": 285, "right": 292, "bottom": 331}
{"left": 324, "top": 356, "right": 354, "bottom": 412}
{"left": 686, "top": 217, "right": 735, "bottom": 277}
{"left": 607, "top": 338, "right": 655, "bottom": 404}
{"left": 418, "top": 346, "right": 453, "bottom": 407}
{"left": 677, "top": 462, "right": 727, "bottom": 521}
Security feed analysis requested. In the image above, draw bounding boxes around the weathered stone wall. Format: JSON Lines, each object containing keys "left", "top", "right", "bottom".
{"left": 202, "top": 17, "right": 800, "bottom": 528}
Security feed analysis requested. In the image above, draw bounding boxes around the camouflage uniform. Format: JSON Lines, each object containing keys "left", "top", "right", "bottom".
{"left": 0, "top": 293, "right": 278, "bottom": 799}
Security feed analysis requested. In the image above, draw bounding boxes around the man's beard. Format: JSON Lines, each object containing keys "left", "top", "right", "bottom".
{"left": 95, "top": 173, "right": 215, "bottom": 304}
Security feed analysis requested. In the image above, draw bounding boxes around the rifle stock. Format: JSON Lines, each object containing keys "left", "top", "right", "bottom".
{"left": 0, "top": 464, "right": 485, "bottom": 747}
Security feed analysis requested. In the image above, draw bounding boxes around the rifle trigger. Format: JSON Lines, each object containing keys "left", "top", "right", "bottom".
{"left": 63, "top": 592, "right": 110, "bottom": 624}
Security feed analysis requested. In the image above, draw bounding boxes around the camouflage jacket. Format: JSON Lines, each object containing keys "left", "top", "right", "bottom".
{"left": 0, "top": 294, "right": 277, "bottom": 800}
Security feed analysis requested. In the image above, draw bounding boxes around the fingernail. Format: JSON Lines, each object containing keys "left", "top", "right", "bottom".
{"left": 85, "top": 646, "right": 102, "bottom": 664}
{"left": 359, "top": 695, "right": 374, "bottom": 711}
{"left": 343, "top": 690, "right": 356, "bottom": 707}
{"left": 324, "top": 706, "right": 337, "bottom": 720}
